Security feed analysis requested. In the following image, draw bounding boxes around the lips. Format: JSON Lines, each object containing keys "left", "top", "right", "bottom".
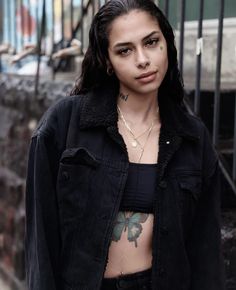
{"left": 136, "top": 71, "right": 157, "bottom": 79}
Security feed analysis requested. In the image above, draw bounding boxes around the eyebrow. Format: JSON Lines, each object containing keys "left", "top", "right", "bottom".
{"left": 113, "top": 31, "right": 161, "bottom": 49}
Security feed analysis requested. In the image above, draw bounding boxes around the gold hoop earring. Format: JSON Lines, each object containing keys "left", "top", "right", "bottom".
{"left": 107, "top": 67, "right": 114, "bottom": 76}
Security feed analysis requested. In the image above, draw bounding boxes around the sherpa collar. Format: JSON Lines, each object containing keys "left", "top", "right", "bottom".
{"left": 79, "top": 86, "right": 200, "bottom": 142}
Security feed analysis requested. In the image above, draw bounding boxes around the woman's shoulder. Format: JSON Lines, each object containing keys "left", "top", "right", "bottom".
{"left": 180, "top": 109, "right": 219, "bottom": 178}
{"left": 184, "top": 110, "right": 216, "bottom": 144}
{"left": 32, "top": 94, "right": 86, "bottom": 138}
{"left": 168, "top": 101, "right": 210, "bottom": 143}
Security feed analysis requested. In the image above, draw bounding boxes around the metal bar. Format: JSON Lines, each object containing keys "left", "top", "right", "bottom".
{"left": 233, "top": 93, "right": 236, "bottom": 181}
{"left": 2, "top": 0, "right": 5, "bottom": 46}
{"left": 92, "top": 0, "right": 95, "bottom": 17}
{"left": 0, "top": 0, "right": 2, "bottom": 70}
{"left": 213, "top": 0, "right": 225, "bottom": 146}
{"left": 52, "top": 0, "right": 55, "bottom": 50}
{"left": 42, "top": 0, "right": 47, "bottom": 54}
{"left": 0, "top": 0, "right": 1, "bottom": 68}
{"left": 14, "top": 0, "right": 18, "bottom": 53}
{"left": 7, "top": 0, "right": 11, "bottom": 45}
{"left": 35, "top": 0, "right": 39, "bottom": 44}
{"left": 70, "top": 0, "right": 74, "bottom": 38}
{"left": 164, "top": 0, "right": 169, "bottom": 19}
{"left": 51, "top": 0, "right": 55, "bottom": 80}
{"left": 194, "top": 0, "right": 204, "bottom": 115}
{"left": 219, "top": 158, "right": 236, "bottom": 196}
{"left": 35, "top": 0, "right": 46, "bottom": 96}
{"left": 20, "top": 0, "right": 24, "bottom": 48}
{"left": 27, "top": 0, "right": 31, "bottom": 42}
{"left": 81, "top": 0, "right": 84, "bottom": 53}
{"left": 61, "top": 0, "right": 65, "bottom": 47}
{"left": 0, "top": 0, "right": 2, "bottom": 45}
{"left": 179, "top": 0, "right": 186, "bottom": 75}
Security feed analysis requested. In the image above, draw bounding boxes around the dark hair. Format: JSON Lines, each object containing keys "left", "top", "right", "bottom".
{"left": 70, "top": 0, "right": 184, "bottom": 104}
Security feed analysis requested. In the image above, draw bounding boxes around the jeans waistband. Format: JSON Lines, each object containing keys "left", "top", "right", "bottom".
{"left": 101, "top": 268, "right": 152, "bottom": 289}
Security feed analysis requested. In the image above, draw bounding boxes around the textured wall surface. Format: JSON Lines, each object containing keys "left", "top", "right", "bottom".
{"left": 0, "top": 74, "right": 73, "bottom": 289}
{"left": 0, "top": 74, "right": 235, "bottom": 289}
{"left": 176, "top": 19, "right": 236, "bottom": 91}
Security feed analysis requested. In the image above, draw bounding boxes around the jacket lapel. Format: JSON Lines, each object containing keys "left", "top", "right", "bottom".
{"left": 79, "top": 86, "right": 118, "bottom": 129}
{"left": 78, "top": 86, "right": 200, "bottom": 170}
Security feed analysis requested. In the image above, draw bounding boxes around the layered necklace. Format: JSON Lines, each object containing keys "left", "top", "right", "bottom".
{"left": 117, "top": 105, "right": 159, "bottom": 163}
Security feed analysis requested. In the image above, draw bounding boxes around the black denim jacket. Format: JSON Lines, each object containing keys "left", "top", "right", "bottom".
{"left": 25, "top": 86, "right": 225, "bottom": 290}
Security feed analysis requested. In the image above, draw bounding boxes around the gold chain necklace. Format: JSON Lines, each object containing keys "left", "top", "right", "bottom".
{"left": 117, "top": 105, "right": 158, "bottom": 162}
{"left": 117, "top": 106, "right": 151, "bottom": 148}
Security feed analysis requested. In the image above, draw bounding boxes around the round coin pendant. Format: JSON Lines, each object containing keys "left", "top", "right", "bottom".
{"left": 132, "top": 140, "right": 138, "bottom": 148}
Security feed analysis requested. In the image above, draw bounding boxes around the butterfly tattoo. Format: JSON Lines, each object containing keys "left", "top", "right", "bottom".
{"left": 112, "top": 212, "right": 149, "bottom": 247}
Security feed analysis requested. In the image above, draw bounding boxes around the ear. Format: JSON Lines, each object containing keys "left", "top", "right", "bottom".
{"left": 106, "top": 58, "right": 113, "bottom": 69}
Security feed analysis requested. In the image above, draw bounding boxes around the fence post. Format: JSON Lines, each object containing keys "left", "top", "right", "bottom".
{"left": 81, "top": 0, "right": 84, "bottom": 53}
{"left": 164, "top": 0, "right": 169, "bottom": 19}
{"left": 61, "top": 0, "right": 65, "bottom": 48}
{"left": 233, "top": 93, "right": 236, "bottom": 182}
{"left": 179, "top": 0, "right": 186, "bottom": 75}
{"left": 213, "top": 0, "right": 225, "bottom": 146}
{"left": 35, "top": 0, "right": 46, "bottom": 96}
{"left": 194, "top": 0, "right": 204, "bottom": 115}
{"left": 71, "top": 0, "right": 74, "bottom": 38}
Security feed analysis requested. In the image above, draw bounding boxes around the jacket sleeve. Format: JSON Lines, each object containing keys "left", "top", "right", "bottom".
{"left": 186, "top": 126, "right": 226, "bottom": 290}
{"left": 25, "top": 132, "right": 62, "bottom": 290}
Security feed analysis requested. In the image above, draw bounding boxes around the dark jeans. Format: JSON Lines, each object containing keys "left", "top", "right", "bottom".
{"left": 100, "top": 268, "right": 152, "bottom": 290}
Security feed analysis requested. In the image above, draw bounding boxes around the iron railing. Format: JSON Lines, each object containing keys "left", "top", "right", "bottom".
{"left": 0, "top": 0, "right": 235, "bottom": 195}
{"left": 163, "top": 0, "right": 236, "bottom": 196}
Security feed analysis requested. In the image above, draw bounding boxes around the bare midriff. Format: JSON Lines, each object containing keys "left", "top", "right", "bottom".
{"left": 103, "top": 211, "right": 154, "bottom": 278}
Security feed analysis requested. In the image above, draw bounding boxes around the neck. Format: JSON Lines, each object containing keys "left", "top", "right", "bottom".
{"left": 117, "top": 90, "right": 159, "bottom": 125}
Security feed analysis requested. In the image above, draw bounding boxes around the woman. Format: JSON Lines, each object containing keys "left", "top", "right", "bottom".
{"left": 25, "top": 1, "right": 225, "bottom": 290}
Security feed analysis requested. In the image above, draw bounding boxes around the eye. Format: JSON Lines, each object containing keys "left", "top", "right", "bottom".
{"left": 145, "top": 38, "right": 159, "bottom": 47}
{"left": 117, "top": 48, "right": 131, "bottom": 56}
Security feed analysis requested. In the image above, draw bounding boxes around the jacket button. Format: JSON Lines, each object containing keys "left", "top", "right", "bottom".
{"left": 159, "top": 180, "right": 167, "bottom": 189}
{"left": 62, "top": 171, "right": 69, "bottom": 181}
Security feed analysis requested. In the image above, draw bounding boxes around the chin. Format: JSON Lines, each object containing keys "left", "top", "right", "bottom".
{"left": 136, "top": 83, "right": 160, "bottom": 95}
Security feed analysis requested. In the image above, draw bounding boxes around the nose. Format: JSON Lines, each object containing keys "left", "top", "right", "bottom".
{"left": 135, "top": 48, "right": 150, "bottom": 69}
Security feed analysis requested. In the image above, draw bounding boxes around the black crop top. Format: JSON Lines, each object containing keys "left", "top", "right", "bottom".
{"left": 119, "top": 162, "right": 158, "bottom": 213}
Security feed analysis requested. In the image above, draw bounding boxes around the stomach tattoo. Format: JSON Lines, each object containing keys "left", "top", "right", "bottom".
{"left": 111, "top": 212, "right": 149, "bottom": 248}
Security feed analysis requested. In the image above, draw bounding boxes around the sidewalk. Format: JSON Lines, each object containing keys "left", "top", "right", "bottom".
{"left": 0, "top": 278, "right": 11, "bottom": 290}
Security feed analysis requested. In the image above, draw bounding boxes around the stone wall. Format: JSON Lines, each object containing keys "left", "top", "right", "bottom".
{"left": 0, "top": 73, "right": 73, "bottom": 289}
{"left": 0, "top": 73, "right": 235, "bottom": 289}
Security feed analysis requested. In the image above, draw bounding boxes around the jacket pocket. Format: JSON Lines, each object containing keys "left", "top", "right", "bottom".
{"left": 177, "top": 173, "right": 202, "bottom": 201}
{"left": 176, "top": 172, "right": 202, "bottom": 216}
{"left": 60, "top": 147, "right": 100, "bottom": 168}
{"left": 175, "top": 172, "right": 202, "bottom": 237}
{"left": 57, "top": 147, "right": 100, "bottom": 226}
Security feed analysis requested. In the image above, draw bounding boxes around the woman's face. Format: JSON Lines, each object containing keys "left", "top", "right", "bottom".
{"left": 107, "top": 10, "right": 168, "bottom": 96}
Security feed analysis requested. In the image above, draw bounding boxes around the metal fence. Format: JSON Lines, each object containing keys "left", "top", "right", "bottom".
{"left": 168, "top": 0, "right": 236, "bottom": 196}
{"left": 0, "top": 0, "right": 236, "bottom": 195}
